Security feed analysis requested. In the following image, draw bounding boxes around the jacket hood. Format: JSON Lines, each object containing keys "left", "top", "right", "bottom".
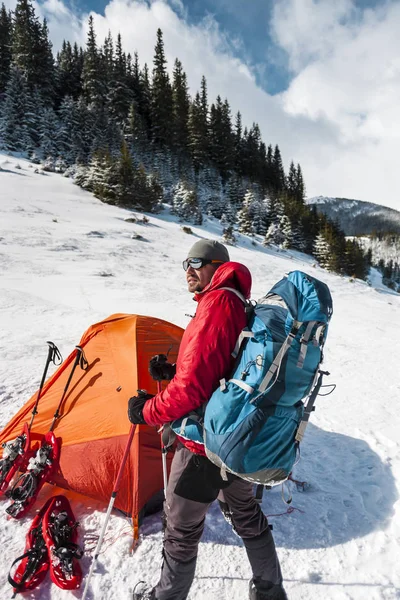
{"left": 194, "top": 261, "right": 252, "bottom": 300}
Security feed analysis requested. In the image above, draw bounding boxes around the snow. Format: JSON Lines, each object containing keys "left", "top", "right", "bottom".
{"left": 1, "top": 153, "right": 400, "bottom": 600}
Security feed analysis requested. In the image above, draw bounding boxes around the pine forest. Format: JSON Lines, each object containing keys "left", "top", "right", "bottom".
{"left": 0, "top": 0, "right": 371, "bottom": 280}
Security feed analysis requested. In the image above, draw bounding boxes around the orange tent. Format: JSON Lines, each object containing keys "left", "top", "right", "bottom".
{"left": 0, "top": 314, "right": 183, "bottom": 532}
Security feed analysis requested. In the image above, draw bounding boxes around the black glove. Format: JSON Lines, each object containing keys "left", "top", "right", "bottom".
{"left": 128, "top": 390, "right": 153, "bottom": 424}
{"left": 149, "top": 354, "right": 176, "bottom": 381}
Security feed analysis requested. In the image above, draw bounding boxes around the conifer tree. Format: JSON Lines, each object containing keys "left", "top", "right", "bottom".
{"left": 237, "top": 189, "right": 255, "bottom": 235}
{"left": 12, "top": 0, "right": 55, "bottom": 101}
{"left": 39, "top": 106, "right": 59, "bottom": 159}
{"left": 58, "top": 96, "right": 82, "bottom": 163}
{"left": 139, "top": 62, "right": 152, "bottom": 136}
{"left": 0, "top": 3, "right": 12, "bottom": 96}
{"left": 125, "top": 102, "right": 147, "bottom": 157}
{"left": 271, "top": 144, "right": 285, "bottom": 192}
{"left": 226, "top": 174, "right": 243, "bottom": 212}
{"left": 102, "top": 30, "right": 114, "bottom": 84}
{"left": 114, "top": 139, "right": 135, "bottom": 206}
{"left": 295, "top": 163, "right": 305, "bottom": 204}
{"left": 36, "top": 19, "right": 55, "bottom": 102}
{"left": 56, "top": 41, "right": 83, "bottom": 103}
{"left": 172, "top": 180, "right": 202, "bottom": 224}
{"left": 313, "top": 231, "right": 331, "bottom": 268}
{"left": 1, "top": 66, "right": 31, "bottom": 150}
{"left": 264, "top": 144, "right": 274, "bottom": 190}
{"left": 242, "top": 123, "right": 261, "bottom": 181}
{"left": 280, "top": 214, "right": 293, "bottom": 249}
{"left": 82, "top": 16, "right": 104, "bottom": 107}
{"left": 172, "top": 58, "right": 190, "bottom": 160}
{"left": 151, "top": 28, "right": 172, "bottom": 147}
{"left": 188, "top": 92, "right": 207, "bottom": 173}
{"left": 108, "top": 33, "right": 132, "bottom": 123}
{"left": 129, "top": 51, "right": 141, "bottom": 106}
{"left": 233, "top": 111, "right": 243, "bottom": 175}
{"left": 286, "top": 161, "right": 297, "bottom": 200}
{"left": 209, "top": 96, "right": 233, "bottom": 181}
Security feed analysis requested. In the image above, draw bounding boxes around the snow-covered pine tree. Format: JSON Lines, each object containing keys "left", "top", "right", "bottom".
{"left": 113, "top": 140, "right": 135, "bottom": 207}
{"left": 172, "top": 180, "right": 202, "bottom": 225}
{"left": 0, "top": 3, "right": 12, "bottom": 96}
{"left": 58, "top": 96, "right": 82, "bottom": 164}
{"left": 188, "top": 93, "right": 205, "bottom": 175}
{"left": 1, "top": 66, "right": 31, "bottom": 151}
{"left": 12, "top": 0, "right": 55, "bottom": 101}
{"left": 39, "top": 106, "right": 60, "bottom": 161}
{"left": 263, "top": 222, "right": 284, "bottom": 246}
{"left": 251, "top": 197, "right": 268, "bottom": 235}
{"left": 313, "top": 232, "right": 331, "bottom": 269}
{"left": 237, "top": 189, "right": 255, "bottom": 236}
{"left": 199, "top": 167, "right": 225, "bottom": 217}
{"left": 280, "top": 214, "right": 293, "bottom": 249}
{"left": 81, "top": 150, "right": 112, "bottom": 195}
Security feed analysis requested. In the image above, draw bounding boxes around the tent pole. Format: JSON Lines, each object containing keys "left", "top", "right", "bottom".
{"left": 81, "top": 424, "right": 136, "bottom": 600}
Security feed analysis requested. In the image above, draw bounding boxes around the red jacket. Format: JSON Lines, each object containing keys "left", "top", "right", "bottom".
{"left": 143, "top": 261, "right": 252, "bottom": 454}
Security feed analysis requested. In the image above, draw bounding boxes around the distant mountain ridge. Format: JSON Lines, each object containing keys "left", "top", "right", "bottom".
{"left": 307, "top": 196, "right": 400, "bottom": 236}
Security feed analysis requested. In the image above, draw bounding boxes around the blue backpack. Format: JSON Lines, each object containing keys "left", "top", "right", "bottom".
{"left": 171, "top": 270, "right": 333, "bottom": 486}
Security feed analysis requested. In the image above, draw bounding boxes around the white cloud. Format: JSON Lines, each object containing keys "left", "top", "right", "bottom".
{"left": 4, "top": 0, "right": 400, "bottom": 211}
{"left": 272, "top": 0, "right": 400, "bottom": 208}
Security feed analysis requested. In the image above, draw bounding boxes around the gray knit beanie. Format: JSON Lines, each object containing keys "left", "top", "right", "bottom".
{"left": 186, "top": 239, "right": 230, "bottom": 263}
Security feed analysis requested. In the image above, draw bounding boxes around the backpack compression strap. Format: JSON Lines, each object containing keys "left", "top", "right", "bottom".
{"left": 257, "top": 321, "right": 303, "bottom": 395}
{"left": 295, "top": 370, "right": 328, "bottom": 443}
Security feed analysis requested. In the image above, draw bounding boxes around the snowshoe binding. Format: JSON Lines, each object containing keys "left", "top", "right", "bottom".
{"left": 0, "top": 424, "right": 32, "bottom": 496}
{"left": 6, "top": 432, "right": 60, "bottom": 519}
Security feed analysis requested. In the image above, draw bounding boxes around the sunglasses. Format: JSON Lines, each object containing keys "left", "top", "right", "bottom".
{"left": 182, "top": 258, "right": 223, "bottom": 271}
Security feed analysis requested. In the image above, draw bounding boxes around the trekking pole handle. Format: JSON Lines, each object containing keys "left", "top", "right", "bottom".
{"left": 49, "top": 346, "right": 85, "bottom": 432}
{"left": 29, "top": 341, "right": 62, "bottom": 431}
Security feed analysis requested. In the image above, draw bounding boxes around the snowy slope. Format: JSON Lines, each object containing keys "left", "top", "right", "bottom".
{"left": 1, "top": 154, "right": 400, "bottom": 600}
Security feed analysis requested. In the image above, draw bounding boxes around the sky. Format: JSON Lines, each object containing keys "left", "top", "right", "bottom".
{"left": 1, "top": 153, "right": 400, "bottom": 599}
{"left": 4, "top": 0, "right": 400, "bottom": 211}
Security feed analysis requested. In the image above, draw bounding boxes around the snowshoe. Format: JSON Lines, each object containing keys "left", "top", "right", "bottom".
{"left": 133, "top": 581, "right": 156, "bottom": 599}
{"left": 42, "top": 495, "right": 83, "bottom": 590}
{"left": 8, "top": 496, "right": 52, "bottom": 596}
{"left": 0, "top": 424, "right": 32, "bottom": 495}
{"left": 249, "top": 580, "right": 288, "bottom": 600}
{"left": 6, "top": 432, "right": 60, "bottom": 519}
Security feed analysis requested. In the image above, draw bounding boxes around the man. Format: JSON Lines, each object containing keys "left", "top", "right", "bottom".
{"left": 128, "top": 239, "right": 287, "bottom": 600}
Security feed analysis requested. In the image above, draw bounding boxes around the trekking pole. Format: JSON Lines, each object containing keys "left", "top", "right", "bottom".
{"left": 157, "top": 381, "right": 169, "bottom": 499}
{"left": 81, "top": 423, "right": 136, "bottom": 600}
{"left": 29, "top": 341, "right": 62, "bottom": 431}
{"left": 49, "top": 346, "right": 87, "bottom": 432}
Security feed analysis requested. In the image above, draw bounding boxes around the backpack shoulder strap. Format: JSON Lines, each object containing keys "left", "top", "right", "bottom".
{"left": 218, "top": 286, "right": 247, "bottom": 304}
{"left": 218, "top": 287, "right": 256, "bottom": 358}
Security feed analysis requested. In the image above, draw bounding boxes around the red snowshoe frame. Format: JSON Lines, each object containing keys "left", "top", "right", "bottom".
{"left": 42, "top": 495, "right": 83, "bottom": 590}
{"left": 8, "top": 496, "right": 52, "bottom": 594}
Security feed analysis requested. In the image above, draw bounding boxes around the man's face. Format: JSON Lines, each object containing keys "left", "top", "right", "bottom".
{"left": 186, "top": 263, "right": 218, "bottom": 293}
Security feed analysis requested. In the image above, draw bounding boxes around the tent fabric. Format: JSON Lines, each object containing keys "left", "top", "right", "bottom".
{"left": 0, "top": 314, "right": 183, "bottom": 519}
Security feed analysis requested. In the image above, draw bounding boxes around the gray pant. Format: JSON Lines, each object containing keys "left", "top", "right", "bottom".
{"left": 154, "top": 444, "right": 283, "bottom": 600}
